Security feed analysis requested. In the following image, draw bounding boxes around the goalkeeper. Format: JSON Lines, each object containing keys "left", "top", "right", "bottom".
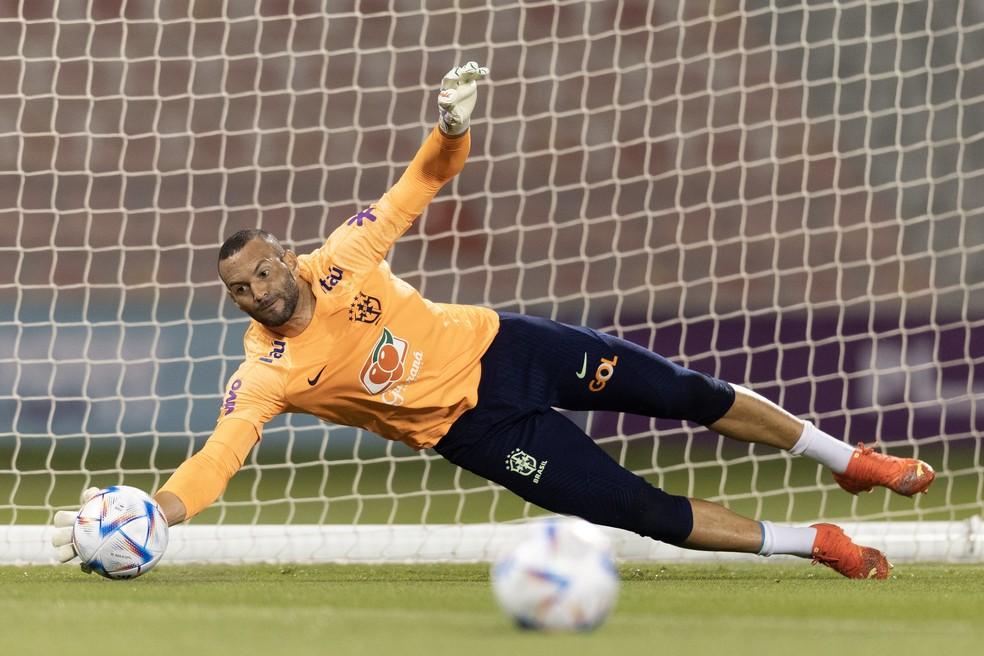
{"left": 54, "top": 62, "right": 935, "bottom": 579}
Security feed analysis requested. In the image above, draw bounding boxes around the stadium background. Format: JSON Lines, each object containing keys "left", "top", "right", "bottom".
{"left": 1, "top": 1, "right": 982, "bottom": 531}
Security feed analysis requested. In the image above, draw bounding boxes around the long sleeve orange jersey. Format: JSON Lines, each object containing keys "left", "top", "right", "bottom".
{"left": 159, "top": 127, "right": 500, "bottom": 518}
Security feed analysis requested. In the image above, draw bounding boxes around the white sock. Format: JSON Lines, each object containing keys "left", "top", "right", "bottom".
{"left": 788, "top": 421, "right": 855, "bottom": 474}
{"left": 758, "top": 521, "right": 817, "bottom": 557}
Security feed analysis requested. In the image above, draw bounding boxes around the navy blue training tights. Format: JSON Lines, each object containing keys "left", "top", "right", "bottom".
{"left": 434, "top": 312, "right": 736, "bottom": 546}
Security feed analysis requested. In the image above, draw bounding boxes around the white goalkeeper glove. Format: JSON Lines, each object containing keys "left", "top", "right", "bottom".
{"left": 438, "top": 61, "right": 489, "bottom": 136}
{"left": 51, "top": 486, "right": 100, "bottom": 573}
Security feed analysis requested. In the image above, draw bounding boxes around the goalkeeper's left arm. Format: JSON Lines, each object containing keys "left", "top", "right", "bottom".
{"left": 315, "top": 62, "right": 488, "bottom": 281}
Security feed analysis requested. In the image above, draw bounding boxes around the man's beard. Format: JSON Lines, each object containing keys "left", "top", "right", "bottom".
{"left": 249, "top": 277, "right": 300, "bottom": 328}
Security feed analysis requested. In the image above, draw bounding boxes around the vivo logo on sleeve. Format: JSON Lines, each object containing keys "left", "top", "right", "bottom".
{"left": 223, "top": 379, "right": 243, "bottom": 415}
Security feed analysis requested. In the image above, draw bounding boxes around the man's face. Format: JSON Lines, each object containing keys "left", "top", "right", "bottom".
{"left": 218, "top": 237, "right": 300, "bottom": 328}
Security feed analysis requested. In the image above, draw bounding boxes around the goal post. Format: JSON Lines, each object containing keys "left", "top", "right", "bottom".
{"left": 3, "top": 2, "right": 983, "bottom": 564}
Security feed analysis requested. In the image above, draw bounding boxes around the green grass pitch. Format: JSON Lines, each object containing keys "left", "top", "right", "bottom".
{"left": 2, "top": 563, "right": 982, "bottom": 656}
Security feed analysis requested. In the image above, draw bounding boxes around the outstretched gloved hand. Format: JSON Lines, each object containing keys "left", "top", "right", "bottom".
{"left": 438, "top": 61, "right": 489, "bottom": 136}
{"left": 50, "top": 486, "right": 100, "bottom": 573}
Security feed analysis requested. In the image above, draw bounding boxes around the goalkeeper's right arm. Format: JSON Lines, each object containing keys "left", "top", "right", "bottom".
{"left": 155, "top": 419, "right": 259, "bottom": 525}
{"left": 50, "top": 423, "right": 254, "bottom": 568}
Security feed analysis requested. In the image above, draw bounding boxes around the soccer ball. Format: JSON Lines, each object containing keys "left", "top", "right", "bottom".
{"left": 491, "top": 518, "right": 619, "bottom": 631}
{"left": 72, "top": 485, "right": 169, "bottom": 579}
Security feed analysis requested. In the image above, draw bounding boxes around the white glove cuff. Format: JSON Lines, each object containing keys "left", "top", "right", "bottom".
{"left": 439, "top": 113, "right": 469, "bottom": 136}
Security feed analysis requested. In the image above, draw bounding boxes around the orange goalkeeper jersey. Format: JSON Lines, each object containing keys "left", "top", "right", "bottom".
{"left": 217, "top": 127, "right": 499, "bottom": 450}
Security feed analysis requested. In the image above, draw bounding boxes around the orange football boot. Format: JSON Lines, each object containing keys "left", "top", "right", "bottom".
{"left": 832, "top": 443, "right": 935, "bottom": 497}
{"left": 810, "top": 523, "right": 891, "bottom": 579}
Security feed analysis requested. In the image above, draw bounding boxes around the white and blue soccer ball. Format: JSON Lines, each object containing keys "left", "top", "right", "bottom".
{"left": 491, "top": 518, "right": 620, "bottom": 631}
{"left": 72, "top": 485, "right": 169, "bottom": 579}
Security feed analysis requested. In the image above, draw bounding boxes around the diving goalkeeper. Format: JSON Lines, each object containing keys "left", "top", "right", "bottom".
{"left": 53, "top": 62, "right": 935, "bottom": 579}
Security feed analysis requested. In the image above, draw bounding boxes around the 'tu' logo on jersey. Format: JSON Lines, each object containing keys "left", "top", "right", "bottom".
{"left": 259, "top": 339, "right": 286, "bottom": 364}
{"left": 319, "top": 266, "right": 344, "bottom": 293}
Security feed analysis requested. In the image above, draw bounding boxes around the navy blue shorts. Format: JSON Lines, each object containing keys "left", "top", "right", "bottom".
{"left": 435, "top": 312, "right": 736, "bottom": 545}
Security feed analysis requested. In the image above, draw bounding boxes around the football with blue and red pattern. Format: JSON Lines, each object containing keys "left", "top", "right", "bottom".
{"left": 71, "top": 485, "right": 169, "bottom": 579}
{"left": 491, "top": 518, "right": 619, "bottom": 631}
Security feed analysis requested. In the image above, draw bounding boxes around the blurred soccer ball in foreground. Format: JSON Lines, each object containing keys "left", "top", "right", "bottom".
{"left": 491, "top": 518, "right": 619, "bottom": 631}
{"left": 72, "top": 485, "right": 169, "bottom": 579}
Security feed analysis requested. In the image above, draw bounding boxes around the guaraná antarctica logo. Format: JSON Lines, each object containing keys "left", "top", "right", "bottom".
{"left": 359, "top": 327, "right": 409, "bottom": 395}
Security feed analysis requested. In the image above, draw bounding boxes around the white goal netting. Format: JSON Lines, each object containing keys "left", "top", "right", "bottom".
{"left": 2, "top": 1, "right": 983, "bottom": 563}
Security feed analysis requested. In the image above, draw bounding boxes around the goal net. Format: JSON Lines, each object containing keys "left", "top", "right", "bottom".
{"left": 3, "top": 1, "right": 983, "bottom": 564}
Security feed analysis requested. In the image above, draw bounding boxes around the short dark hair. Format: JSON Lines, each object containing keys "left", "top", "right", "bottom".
{"left": 218, "top": 229, "right": 283, "bottom": 262}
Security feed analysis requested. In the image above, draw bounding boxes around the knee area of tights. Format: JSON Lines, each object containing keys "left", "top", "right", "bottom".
{"left": 676, "top": 372, "right": 734, "bottom": 425}
{"left": 629, "top": 487, "right": 693, "bottom": 545}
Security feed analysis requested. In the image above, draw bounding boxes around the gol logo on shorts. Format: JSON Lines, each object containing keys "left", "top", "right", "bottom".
{"left": 360, "top": 327, "right": 409, "bottom": 395}
{"left": 588, "top": 355, "right": 618, "bottom": 392}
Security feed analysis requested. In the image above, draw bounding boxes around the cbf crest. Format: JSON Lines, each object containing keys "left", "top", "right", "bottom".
{"left": 506, "top": 449, "right": 548, "bottom": 483}
{"left": 506, "top": 448, "right": 537, "bottom": 476}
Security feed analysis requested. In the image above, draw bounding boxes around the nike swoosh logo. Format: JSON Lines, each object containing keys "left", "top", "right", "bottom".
{"left": 307, "top": 365, "right": 327, "bottom": 386}
{"left": 575, "top": 353, "right": 588, "bottom": 379}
